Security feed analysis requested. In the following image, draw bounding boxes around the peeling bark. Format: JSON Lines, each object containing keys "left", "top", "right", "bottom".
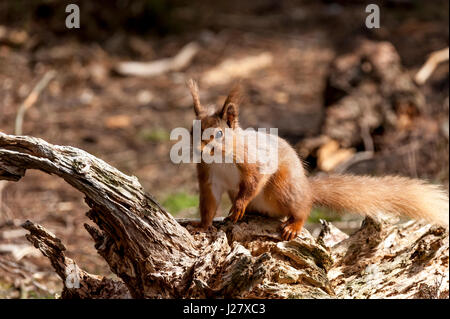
{"left": 329, "top": 217, "right": 449, "bottom": 299}
{"left": 22, "top": 220, "right": 130, "bottom": 299}
{"left": 1, "top": 133, "right": 448, "bottom": 299}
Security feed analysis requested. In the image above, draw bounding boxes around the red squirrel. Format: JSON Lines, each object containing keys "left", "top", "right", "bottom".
{"left": 187, "top": 79, "right": 449, "bottom": 240}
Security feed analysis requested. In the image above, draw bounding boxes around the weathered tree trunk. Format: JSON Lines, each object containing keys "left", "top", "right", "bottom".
{"left": 0, "top": 133, "right": 448, "bottom": 298}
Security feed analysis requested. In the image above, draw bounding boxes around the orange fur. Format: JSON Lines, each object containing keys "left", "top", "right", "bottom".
{"left": 188, "top": 80, "right": 450, "bottom": 241}
{"left": 197, "top": 163, "right": 218, "bottom": 229}
{"left": 310, "top": 175, "right": 449, "bottom": 227}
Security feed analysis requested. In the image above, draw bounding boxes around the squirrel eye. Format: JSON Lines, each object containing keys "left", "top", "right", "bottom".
{"left": 215, "top": 130, "right": 223, "bottom": 139}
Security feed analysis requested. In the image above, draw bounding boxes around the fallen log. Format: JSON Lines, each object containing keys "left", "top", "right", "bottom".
{"left": 0, "top": 133, "right": 448, "bottom": 298}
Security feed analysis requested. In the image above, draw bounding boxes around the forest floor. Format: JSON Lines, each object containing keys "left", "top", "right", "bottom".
{"left": 0, "top": 1, "right": 448, "bottom": 298}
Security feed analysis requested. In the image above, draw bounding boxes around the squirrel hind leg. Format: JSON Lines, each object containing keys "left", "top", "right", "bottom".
{"left": 281, "top": 217, "right": 305, "bottom": 241}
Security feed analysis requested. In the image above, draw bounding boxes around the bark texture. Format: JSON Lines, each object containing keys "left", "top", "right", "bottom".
{"left": 0, "top": 132, "right": 448, "bottom": 299}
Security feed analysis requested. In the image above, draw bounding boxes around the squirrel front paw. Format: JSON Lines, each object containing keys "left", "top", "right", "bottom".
{"left": 227, "top": 203, "right": 246, "bottom": 223}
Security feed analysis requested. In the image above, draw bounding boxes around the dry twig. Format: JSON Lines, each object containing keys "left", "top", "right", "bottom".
{"left": 15, "top": 70, "right": 56, "bottom": 135}
{"left": 415, "top": 47, "right": 449, "bottom": 85}
{"left": 116, "top": 42, "right": 199, "bottom": 77}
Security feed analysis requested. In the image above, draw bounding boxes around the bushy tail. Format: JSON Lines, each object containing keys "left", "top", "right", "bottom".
{"left": 309, "top": 175, "right": 449, "bottom": 227}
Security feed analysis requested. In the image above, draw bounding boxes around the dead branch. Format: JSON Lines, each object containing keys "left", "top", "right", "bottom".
{"left": 1, "top": 133, "right": 448, "bottom": 299}
{"left": 415, "top": 47, "right": 449, "bottom": 85}
{"left": 115, "top": 42, "right": 199, "bottom": 77}
{"left": 0, "top": 132, "right": 197, "bottom": 298}
{"left": 22, "top": 220, "right": 130, "bottom": 299}
{"left": 202, "top": 52, "right": 273, "bottom": 85}
{"left": 15, "top": 70, "right": 56, "bottom": 135}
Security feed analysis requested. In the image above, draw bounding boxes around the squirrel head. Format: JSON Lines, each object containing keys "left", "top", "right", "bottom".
{"left": 187, "top": 79, "right": 243, "bottom": 154}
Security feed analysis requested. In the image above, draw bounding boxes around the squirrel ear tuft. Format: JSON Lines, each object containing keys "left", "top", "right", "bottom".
{"left": 222, "top": 103, "right": 239, "bottom": 128}
{"left": 187, "top": 79, "right": 203, "bottom": 116}
{"left": 220, "top": 83, "right": 242, "bottom": 128}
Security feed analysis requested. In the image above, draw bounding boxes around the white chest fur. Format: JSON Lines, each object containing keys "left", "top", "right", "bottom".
{"left": 208, "top": 163, "right": 240, "bottom": 194}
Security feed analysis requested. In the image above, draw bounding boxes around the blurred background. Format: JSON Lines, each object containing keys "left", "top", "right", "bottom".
{"left": 0, "top": 0, "right": 448, "bottom": 298}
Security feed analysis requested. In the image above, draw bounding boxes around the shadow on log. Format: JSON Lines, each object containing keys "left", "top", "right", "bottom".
{"left": 0, "top": 133, "right": 448, "bottom": 298}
